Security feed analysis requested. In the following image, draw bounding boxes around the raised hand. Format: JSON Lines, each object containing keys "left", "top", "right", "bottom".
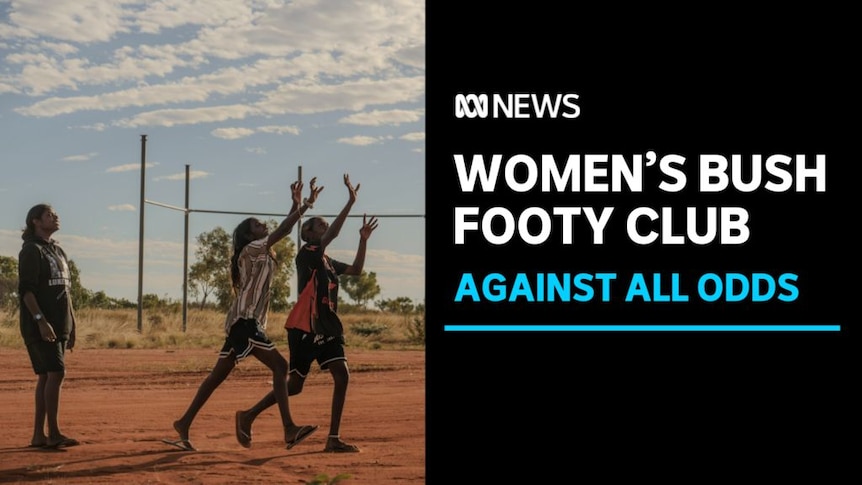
{"left": 290, "top": 180, "right": 304, "bottom": 207}
{"left": 307, "top": 177, "right": 324, "bottom": 205}
{"left": 359, "top": 214, "right": 378, "bottom": 240}
{"left": 344, "top": 173, "right": 360, "bottom": 203}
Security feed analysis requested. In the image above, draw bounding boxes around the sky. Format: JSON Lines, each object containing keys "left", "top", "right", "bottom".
{"left": 0, "top": 0, "right": 425, "bottom": 305}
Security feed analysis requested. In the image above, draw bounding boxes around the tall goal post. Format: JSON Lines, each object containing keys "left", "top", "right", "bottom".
{"left": 136, "top": 138, "right": 423, "bottom": 332}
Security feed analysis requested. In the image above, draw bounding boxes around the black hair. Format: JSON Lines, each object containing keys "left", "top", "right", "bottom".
{"left": 22, "top": 203, "right": 52, "bottom": 240}
{"left": 230, "top": 218, "right": 256, "bottom": 289}
{"left": 300, "top": 216, "right": 324, "bottom": 243}
{"left": 230, "top": 218, "right": 277, "bottom": 290}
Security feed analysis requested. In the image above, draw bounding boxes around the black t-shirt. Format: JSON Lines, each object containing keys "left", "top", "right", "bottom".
{"left": 18, "top": 237, "right": 75, "bottom": 345}
{"left": 295, "top": 243, "right": 348, "bottom": 336}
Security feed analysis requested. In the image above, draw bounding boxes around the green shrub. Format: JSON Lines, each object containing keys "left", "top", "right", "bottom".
{"left": 350, "top": 321, "right": 388, "bottom": 337}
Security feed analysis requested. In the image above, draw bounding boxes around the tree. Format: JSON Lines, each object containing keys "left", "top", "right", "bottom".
{"left": 265, "top": 219, "right": 297, "bottom": 312}
{"left": 188, "top": 261, "right": 217, "bottom": 310}
{"left": 376, "top": 296, "right": 415, "bottom": 314}
{"left": 188, "top": 226, "right": 232, "bottom": 311}
{"left": 0, "top": 255, "right": 18, "bottom": 310}
{"left": 68, "top": 259, "right": 92, "bottom": 308}
{"left": 339, "top": 271, "right": 380, "bottom": 310}
{"left": 89, "top": 290, "right": 114, "bottom": 309}
{"left": 141, "top": 293, "right": 165, "bottom": 309}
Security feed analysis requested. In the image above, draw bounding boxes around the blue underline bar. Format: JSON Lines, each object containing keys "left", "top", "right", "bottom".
{"left": 444, "top": 325, "right": 841, "bottom": 332}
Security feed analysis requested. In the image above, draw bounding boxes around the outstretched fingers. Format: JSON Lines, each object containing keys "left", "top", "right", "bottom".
{"left": 343, "top": 173, "right": 360, "bottom": 195}
{"left": 360, "top": 214, "right": 379, "bottom": 238}
{"left": 308, "top": 176, "right": 324, "bottom": 203}
{"left": 364, "top": 214, "right": 379, "bottom": 228}
{"left": 290, "top": 180, "right": 304, "bottom": 205}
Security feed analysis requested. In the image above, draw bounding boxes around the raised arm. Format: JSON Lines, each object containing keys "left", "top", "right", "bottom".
{"left": 320, "top": 173, "right": 359, "bottom": 250}
{"left": 343, "top": 214, "right": 379, "bottom": 275}
{"left": 267, "top": 177, "right": 322, "bottom": 247}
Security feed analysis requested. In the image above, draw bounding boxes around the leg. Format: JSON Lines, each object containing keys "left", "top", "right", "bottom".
{"left": 324, "top": 360, "right": 359, "bottom": 452}
{"left": 327, "top": 360, "right": 350, "bottom": 437}
{"left": 44, "top": 370, "right": 65, "bottom": 443}
{"left": 235, "top": 369, "right": 307, "bottom": 447}
{"left": 29, "top": 341, "right": 75, "bottom": 448}
{"left": 288, "top": 371, "right": 307, "bottom": 396}
{"left": 174, "top": 356, "right": 235, "bottom": 441}
{"left": 250, "top": 347, "right": 317, "bottom": 447}
{"left": 243, "top": 370, "right": 307, "bottom": 420}
{"left": 237, "top": 331, "right": 312, "bottom": 444}
{"left": 250, "top": 348, "right": 292, "bottom": 428}
{"left": 31, "top": 374, "right": 48, "bottom": 446}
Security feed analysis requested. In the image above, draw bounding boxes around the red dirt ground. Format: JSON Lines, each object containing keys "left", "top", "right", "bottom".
{"left": 0, "top": 347, "right": 425, "bottom": 484}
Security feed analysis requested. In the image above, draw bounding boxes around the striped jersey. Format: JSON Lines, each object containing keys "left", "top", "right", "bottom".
{"left": 224, "top": 238, "right": 274, "bottom": 334}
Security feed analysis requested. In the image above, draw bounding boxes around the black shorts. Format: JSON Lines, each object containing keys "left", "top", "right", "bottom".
{"left": 220, "top": 318, "right": 276, "bottom": 362}
{"left": 26, "top": 340, "right": 66, "bottom": 374}
{"left": 287, "top": 328, "right": 346, "bottom": 377}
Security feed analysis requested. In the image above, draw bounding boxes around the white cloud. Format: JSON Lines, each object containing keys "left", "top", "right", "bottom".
{"left": 211, "top": 127, "right": 255, "bottom": 140}
{"left": 77, "top": 122, "right": 108, "bottom": 131}
{"left": 39, "top": 41, "right": 79, "bottom": 56}
{"left": 339, "top": 108, "right": 424, "bottom": 126}
{"left": 259, "top": 76, "right": 425, "bottom": 116}
{"left": 0, "top": 81, "right": 17, "bottom": 94}
{"left": 5, "top": 0, "right": 425, "bottom": 122}
{"left": 393, "top": 43, "right": 424, "bottom": 70}
{"left": 154, "top": 170, "right": 209, "bottom": 181}
{"left": 118, "top": 104, "right": 259, "bottom": 128}
{"left": 211, "top": 124, "right": 300, "bottom": 140}
{"left": 338, "top": 135, "right": 384, "bottom": 146}
{"left": 105, "top": 75, "right": 423, "bottom": 128}
{"left": 133, "top": 0, "right": 255, "bottom": 35}
{"left": 257, "top": 125, "right": 300, "bottom": 135}
{"left": 62, "top": 152, "right": 99, "bottom": 162}
{"left": 108, "top": 204, "right": 136, "bottom": 211}
{"left": 400, "top": 132, "right": 424, "bottom": 142}
{"left": 107, "top": 162, "right": 158, "bottom": 172}
{"left": 6, "top": 0, "right": 132, "bottom": 43}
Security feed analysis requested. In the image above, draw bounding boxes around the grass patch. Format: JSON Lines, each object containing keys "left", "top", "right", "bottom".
{"left": 0, "top": 307, "right": 425, "bottom": 351}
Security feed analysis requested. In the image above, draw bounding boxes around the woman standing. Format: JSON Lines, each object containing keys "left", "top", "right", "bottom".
{"left": 18, "top": 203, "right": 79, "bottom": 449}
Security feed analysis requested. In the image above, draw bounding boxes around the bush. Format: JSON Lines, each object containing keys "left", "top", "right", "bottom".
{"left": 407, "top": 314, "right": 425, "bottom": 345}
{"left": 350, "top": 321, "right": 388, "bottom": 337}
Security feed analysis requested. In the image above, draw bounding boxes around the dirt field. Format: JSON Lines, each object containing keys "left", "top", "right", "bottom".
{"left": 0, "top": 347, "right": 425, "bottom": 484}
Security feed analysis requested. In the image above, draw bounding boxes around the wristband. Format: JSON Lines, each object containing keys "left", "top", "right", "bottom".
{"left": 302, "top": 198, "right": 314, "bottom": 209}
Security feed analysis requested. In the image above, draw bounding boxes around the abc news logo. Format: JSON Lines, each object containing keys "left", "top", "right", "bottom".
{"left": 454, "top": 92, "right": 580, "bottom": 119}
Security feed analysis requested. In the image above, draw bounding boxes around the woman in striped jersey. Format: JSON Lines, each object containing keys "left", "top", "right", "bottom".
{"left": 168, "top": 177, "right": 323, "bottom": 452}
